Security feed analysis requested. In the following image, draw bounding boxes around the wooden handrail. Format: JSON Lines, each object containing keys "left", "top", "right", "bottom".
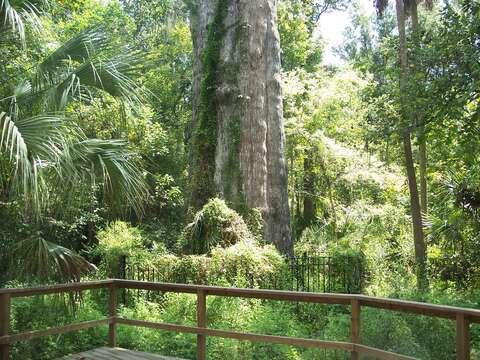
{"left": 0, "top": 279, "right": 477, "bottom": 360}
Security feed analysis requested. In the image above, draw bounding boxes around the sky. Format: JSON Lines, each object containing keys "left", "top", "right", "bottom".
{"left": 318, "top": 0, "right": 376, "bottom": 66}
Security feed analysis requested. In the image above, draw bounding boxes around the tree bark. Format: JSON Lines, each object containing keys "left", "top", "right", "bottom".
{"left": 410, "top": 1, "right": 428, "bottom": 215}
{"left": 189, "top": 0, "right": 293, "bottom": 255}
{"left": 395, "top": 0, "right": 428, "bottom": 290}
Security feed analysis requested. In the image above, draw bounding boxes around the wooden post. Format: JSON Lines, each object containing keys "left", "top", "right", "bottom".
{"left": 351, "top": 299, "right": 360, "bottom": 360}
{"left": 0, "top": 294, "right": 11, "bottom": 360}
{"left": 109, "top": 284, "right": 117, "bottom": 348}
{"left": 456, "top": 313, "right": 470, "bottom": 360}
{"left": 197, "top": 289, "right": 207, "bottom": 360}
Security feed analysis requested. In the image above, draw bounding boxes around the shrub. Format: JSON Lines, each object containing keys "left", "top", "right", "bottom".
{"left": 178, "top": 198, "right": 253, "bottom": 254}
{"left": 91, "top": 221, "right": 150, "bottom": 277}
{"left": 132, "top": 239, "right": 285, "bottom": 289}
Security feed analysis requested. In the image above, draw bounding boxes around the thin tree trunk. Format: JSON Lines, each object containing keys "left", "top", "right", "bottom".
{"left": 410, "top": 1, "right": 428, "bottom": 215}
{"left": 396, "top": 0, "right": 428, "bottom": 290}
{"left": 419, "top": 136, "right": 427, "bottom": 214}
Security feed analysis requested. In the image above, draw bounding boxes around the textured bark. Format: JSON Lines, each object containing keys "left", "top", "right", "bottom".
{"left": 410, "top": 1, "right": 428, "bottom": 215}
{"left": 189, "top": 0, "right": 293, "bottom": 254}
{"left": 419, "top": 135, "right": 428, "bottom": 214}
{"left": 396, "top": 0, "right": 428, "bottom": 290}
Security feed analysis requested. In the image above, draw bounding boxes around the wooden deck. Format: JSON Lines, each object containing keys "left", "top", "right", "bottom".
{"left": 61, "top": 347, "right": 184, "bottom": 360}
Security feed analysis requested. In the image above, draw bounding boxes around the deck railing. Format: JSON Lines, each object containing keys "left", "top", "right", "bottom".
{"left": 0, "top": 279, "right": 478, "bottom": 360}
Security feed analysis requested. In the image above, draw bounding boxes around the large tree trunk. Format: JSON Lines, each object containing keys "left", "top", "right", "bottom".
{"left": 189, "top": 0, "right": 293, "bottom": 255}
{"left": 395, "top": 0, "right": 428, "bottom": 290}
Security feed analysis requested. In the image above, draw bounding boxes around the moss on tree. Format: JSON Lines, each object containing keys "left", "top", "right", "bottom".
{"left": 190, "top": 0, "right": 230, "bottom": 209}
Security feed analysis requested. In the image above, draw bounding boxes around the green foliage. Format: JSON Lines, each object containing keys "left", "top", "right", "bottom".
{"left": 4, "top": 1, "right": 480, "bottom": 358}
{"left": 92, "top": 221, "right": 150, "bottom": 277}
{"left": 189, "top": 0, "right": 230, "bottom": 208}
{"left": 10, "top": 291, "right": 108, "bottom": 359}
{"left": 245, "top": 207, "right": 264, "bottom": 241}
{"left": 278, "top": 1, "right": 323, "bottom": 71}
{"left": 178, "top": 198, "right": 254, "bottom": 255}
{"left": 0, "top": 26, "right": 149, "bottom": 216}
{"left": 135, "top": 240, "right": 285, "bottom": 289}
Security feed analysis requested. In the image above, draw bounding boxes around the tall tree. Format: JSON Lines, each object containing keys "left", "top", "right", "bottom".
{"left": 188, "top": 0, "right": 292, "bottom": 254}
{"left": 410, "top": 0, "right": 434, "bottom": 216}
{"left": 376, "top": 0, "right": 429, "bottom": 290}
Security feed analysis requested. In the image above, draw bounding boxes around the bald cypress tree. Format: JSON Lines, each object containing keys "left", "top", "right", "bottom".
{"left": 188, "top": 0, "right": 293, "bottom": 255}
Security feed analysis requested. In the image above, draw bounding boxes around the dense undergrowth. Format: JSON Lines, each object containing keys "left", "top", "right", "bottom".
{"left": 7, "top": 202, "right": 480, "bottom": 359}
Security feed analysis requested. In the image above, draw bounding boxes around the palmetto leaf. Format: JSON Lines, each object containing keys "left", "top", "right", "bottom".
{"left": 2, "top": 17, "right": 148, "bottom": 280}
{"left": 1, "top": 0, "right": 26, "bottom": 43}
{"left": 0, "top": 112, "right": 66, "bottom": 209}
{"left": 61, "top": 139, "right": 149, "bottom": 216}
{"left": 35, "top": 27, "right": 110, "bottom": 88}
{"left": 42, "top": 53, "right": 144, "bottom": 110}
{"left": 7, "top": 28, "right": 146, "bottom": 111}
{"left": 0, "top": 0, "right": 43, "bottom": 46}
{"left": 16, "top": 237, "right": 97, "bottom": 281}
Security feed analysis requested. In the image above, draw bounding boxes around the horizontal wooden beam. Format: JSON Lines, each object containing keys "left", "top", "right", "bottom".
{"left": 0, "top": 318, "right": 112, "bottom": 344}
{"left": 115, "top": 280, "right": 480, "bottom": 322}
{"left": 357, "top": 296, "right": 480, "bottom": 322}
{"left": 115, "top": 279, "right": 352, "bottom": 304}
{"left": 116, "top": 318, "right": 353, "bottom": 351}
{"left": 3, "top": 279, "right": 479, "bottom": 321}
{"left": 0, "top": 280, "right": 113, "bottom": 298}
{"left": 117, "top": 318, "right": 419, "bottom": 360}
{"left": 354, "top": 344, "right": 417, "bottom": 360}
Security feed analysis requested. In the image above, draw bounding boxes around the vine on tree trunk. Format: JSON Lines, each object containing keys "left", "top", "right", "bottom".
{"left": 190, "top": 0, "right": 230, "bottom": 209}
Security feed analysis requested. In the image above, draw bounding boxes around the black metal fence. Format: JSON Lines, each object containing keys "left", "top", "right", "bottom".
{"left": 119, "top": 253, "right": 366, "bottom": 295}
{"left": 284, "top": 254, "right": 365, "bottom": 293}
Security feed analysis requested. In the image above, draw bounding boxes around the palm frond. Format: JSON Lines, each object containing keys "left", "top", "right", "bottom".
{"left": 6, "top": 80, "right": 32, "bottom": 117}
{"left": 16, "top": 237, "right": 96, "bottom": 281}
{"left": 1, "top": 0, "right": 26, "bottom": 43}
{"left": 423, "top": 212, "right": 462, "bottom": 251}
{"left": 0, "top": 0, "right": 43, "bottom": 46}
{"left": 40, "top": 52, "right": 145, "bottom": 110}
{"left": 35, "top": 27, "right": 110, "bottom": 88}
{"left": 0, "top": 112, "right": 66, "bottom": 210}
{"left": 78, "top": 53, "right": 145, "bottom": 102}
{"left": 61, "top": 139, "right": 148, "bottom": 216}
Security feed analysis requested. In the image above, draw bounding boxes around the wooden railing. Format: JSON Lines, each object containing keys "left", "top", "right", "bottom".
{"left": 0, "top": 279, "right": 478, "bottom": 360}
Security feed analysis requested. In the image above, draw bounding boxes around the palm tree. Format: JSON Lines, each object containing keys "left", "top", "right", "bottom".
{"left": 0, "top": 0, "right": 45, "bottom": 46}
{"left": 375, "top": 0, "right": 434, "bottom": 291}
{"left": 0, "top": 2, "right": 149, "bottom": 280}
